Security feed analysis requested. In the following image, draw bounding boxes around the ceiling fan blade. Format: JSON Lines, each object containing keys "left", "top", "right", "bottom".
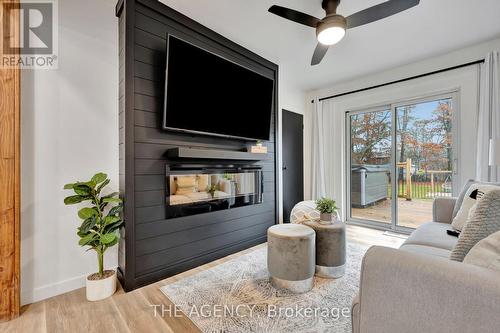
{"left": 311, "top": 43, "right": 329, "bottom": 66}
{"left": 268, "top": 5, "right": 320, "bottom": 28}
{"left": 346, "top": 0, "right": 420, "bottom": 29}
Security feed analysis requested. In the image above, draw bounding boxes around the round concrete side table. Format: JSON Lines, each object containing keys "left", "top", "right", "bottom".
{"left": 267, "top": 224, "right": 316, "bottom": 293}
{"left": 303, "top": 220, "right": 346, "bottom": 279}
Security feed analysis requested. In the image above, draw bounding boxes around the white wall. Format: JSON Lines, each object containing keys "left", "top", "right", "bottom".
{"left": 304, "top": 37, "right": 500, "bottom": 207}
{"left": 19, "top": 0, "right": 305, "bottom": 303}
{"left": 21, "top": 0, "right": 119, "bottom": 305}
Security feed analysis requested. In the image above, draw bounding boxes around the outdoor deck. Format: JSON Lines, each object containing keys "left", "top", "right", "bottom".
{"left": 352, "top": 198, "right": 433, "bottom": 229}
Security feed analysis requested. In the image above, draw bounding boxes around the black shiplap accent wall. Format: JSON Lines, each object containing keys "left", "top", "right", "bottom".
{"left": 116, "top": 0, "right": 279, "bottom": 291}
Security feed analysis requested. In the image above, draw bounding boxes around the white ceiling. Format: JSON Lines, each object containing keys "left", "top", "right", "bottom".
{"left": 159, "top": 0, "right": 500, "bottom": 92}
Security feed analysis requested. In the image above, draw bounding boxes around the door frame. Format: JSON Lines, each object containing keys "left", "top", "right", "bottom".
{"left": 345, "top": 90, "right": 460, "bottom": 233}
{"left": 0, "top": 0, "right": 21, "bottom": 322}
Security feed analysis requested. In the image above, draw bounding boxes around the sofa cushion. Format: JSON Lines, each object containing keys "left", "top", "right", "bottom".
{"left": 451, "top": 190, "right": 500, "bottom": 262}
{"left": 403, "top": 222, "right": 458, "bottom": 251}
{"left": 433, "top": 197, "right": 457, "bottom": 224}
{"left": 400, "top": 244, "right": 452, "bottom": 259}
{"left": 463, "top": 231, "right": 500, "bottom": 271}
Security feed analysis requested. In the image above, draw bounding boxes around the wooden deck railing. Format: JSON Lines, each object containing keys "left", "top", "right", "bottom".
{"left": 396, "top": 159, "right": 452, "bottom": 200}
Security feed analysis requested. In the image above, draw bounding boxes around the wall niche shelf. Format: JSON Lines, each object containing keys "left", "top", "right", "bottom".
{"left": 167, "top": 147, "right": 268, "bottom": 161}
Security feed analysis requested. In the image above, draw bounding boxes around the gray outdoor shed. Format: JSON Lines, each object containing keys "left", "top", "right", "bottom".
{"left": 351, "top": 165, "right": 390, "bottom": 208}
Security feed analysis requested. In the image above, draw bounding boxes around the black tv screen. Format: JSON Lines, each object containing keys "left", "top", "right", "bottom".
{"left": 163, "top": 35, "right": 274, "bottom": 141}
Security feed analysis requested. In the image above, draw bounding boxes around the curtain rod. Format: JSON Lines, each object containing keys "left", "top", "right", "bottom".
{"left": 313, "top": 59, "right": 485, "bottom": 103}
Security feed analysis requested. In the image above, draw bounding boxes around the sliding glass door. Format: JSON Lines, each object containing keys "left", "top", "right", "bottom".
{"left": 347, "top": 94, "right": 457, "bottom": 231}
{"left": 349, "top": 107, "right": 393, "bottom": 226}
{"left": 395, "top": 97, "right": 455, "bottom": 228}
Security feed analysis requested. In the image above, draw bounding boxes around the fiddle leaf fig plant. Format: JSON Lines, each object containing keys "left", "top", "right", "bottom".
{"left": 64, "top": 173, "right": 124, "bottom": 279}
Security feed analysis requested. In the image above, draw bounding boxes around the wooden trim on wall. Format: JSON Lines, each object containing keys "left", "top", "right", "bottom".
{"left": 0, "top": 0, "right": 21, "bottom": 322}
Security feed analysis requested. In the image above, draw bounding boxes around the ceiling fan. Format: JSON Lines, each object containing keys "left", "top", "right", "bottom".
{"left": 268, "top": 0, "right": 420, "bottom": 65}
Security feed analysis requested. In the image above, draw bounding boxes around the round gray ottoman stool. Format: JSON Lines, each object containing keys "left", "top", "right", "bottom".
{"left": 304, "top": 220, "right": 346, "bottom": 278}
{"left": 267, "top": 224, "right": 315, "bottom": 293}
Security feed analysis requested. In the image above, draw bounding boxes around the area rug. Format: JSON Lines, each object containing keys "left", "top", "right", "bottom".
{"left": 160, "top": 242, "right": 369, "bottom": 333}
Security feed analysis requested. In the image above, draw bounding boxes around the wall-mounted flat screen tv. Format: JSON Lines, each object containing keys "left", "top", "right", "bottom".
{"left": 163, "top": 35, "right": 274, "bottom": 141}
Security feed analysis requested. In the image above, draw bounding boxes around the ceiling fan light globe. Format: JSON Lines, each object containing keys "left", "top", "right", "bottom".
{"left": 317, "top": 26, "right": 345, "bottom": 45}
{"left": 316, "top": 14, "right": 347, "bottom": 46}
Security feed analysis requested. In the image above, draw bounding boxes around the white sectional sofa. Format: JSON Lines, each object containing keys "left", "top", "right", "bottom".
{"left": 352, "top": 196, "right": 500, "bottom": 333}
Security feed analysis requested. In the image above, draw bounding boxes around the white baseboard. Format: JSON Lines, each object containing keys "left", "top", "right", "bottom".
{"left": 21, "top": 266, "right": 118, "bottom": 305}
{"left": 21, "top": 274, "right": 87, "bottom": 305}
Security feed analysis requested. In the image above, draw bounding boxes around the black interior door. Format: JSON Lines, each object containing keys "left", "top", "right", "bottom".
{"left": 282, "top": 110, "right": 304, "bottom": 223}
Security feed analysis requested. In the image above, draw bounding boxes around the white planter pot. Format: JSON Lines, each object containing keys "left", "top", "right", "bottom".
{"left": 320, "top": 213, "right": 332, "bottom": 224}
{"left": 86, "top": 270, "right": 117, "bottom": 301}
{"left": 320, "top": 212, "right": 340, "bottom": 224}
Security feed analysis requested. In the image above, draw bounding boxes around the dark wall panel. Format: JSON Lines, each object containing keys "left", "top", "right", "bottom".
{"left": 135, "top": 211, "right": 275, "bottom": 256}
{"left": 117, "top": 0, "right": 279, "bottom": 291}
{"left": 135, "top": 201, "right": 275, "bottom": 239}
{"left": 136, "top": 221, "right": 273, "bottom": 274}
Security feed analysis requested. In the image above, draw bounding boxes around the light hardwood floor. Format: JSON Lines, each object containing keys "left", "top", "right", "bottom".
{"left": 0, "top": 225, "right": 406, "bottom": 333}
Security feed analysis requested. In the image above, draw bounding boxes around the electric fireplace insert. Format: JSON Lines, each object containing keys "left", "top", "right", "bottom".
{"left": 165, "top": 165, "right": 263, "bottom": 219}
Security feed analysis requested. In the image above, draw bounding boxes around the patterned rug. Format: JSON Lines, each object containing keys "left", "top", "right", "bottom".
{"left": 160, "top": 242, "right": 369, "bottom": 333}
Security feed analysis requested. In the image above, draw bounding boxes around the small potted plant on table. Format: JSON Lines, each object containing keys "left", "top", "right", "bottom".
{"left": 64, "top": 173, "right": 124, "bottom": 301}
{"left": 315, "top": 197, "right": 338, "bottom": 224}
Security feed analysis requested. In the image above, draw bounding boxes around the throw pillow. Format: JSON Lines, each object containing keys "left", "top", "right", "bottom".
{"left": 463, "top": 231, "right": 500, "bottom": 272}
{"left": 290, "top": 201, "right": 320, "bottom": 224}
{"left": 451, "top": 184, "right": 500, "bottom": 231}
{"left": 452, "top": 180, "right": 500, "bottom": 220}
{"left": 450, "top": 190, "right": 500, "bottom": 262}
{"left": 452, "top": 179, "right": 475, "bottom": 219}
